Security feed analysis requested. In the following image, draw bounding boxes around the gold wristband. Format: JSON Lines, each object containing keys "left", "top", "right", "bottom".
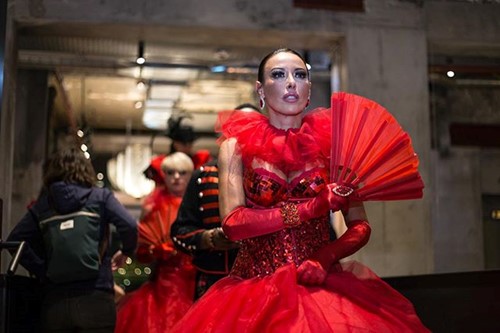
{"left": 280, "top": 202, "right": 301, "bottom": 227}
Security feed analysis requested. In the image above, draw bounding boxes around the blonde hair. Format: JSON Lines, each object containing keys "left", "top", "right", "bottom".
{"left": 161, "top": 152, "right": 194, "bottom": 173}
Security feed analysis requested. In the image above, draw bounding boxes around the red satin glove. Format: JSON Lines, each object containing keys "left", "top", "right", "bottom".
{"left": 222, "top": 184, "right": 349, "bottom": 241}
{"left": 297, "top": 219, "right": 371, "bottom": 285}
{"left": 299, "top": 183, "right": 351, "bottom": 220}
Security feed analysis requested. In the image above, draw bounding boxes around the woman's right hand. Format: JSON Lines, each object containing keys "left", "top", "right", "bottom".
{"left": 297, "top": 259, "right": 327, "bottom": 286}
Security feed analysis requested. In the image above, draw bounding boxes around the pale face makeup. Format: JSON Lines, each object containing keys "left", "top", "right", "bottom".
{"left": 257, "top": 52, "right": 311, "bottom": 128}
{"left": 163, "top": 168, "right": 191, "bottom": 197}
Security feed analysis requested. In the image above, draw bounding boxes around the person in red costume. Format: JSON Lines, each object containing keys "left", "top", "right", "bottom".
{"left": 172, "top": 48, "right": 429, "bottom": 332}
{"left": 140, "top": 154, "right": 168, "bottom": 219}
{"left": 115, "top": 152, "right": 195, "bottom": 333}
{"left": 141, "top": 115, "right": 212, "bottom": 216}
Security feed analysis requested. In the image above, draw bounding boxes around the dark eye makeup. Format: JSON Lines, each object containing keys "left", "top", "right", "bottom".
{"left": 166, "top": 169, "right": 188, "bottom": 176}
{"left": 269, "top": 68, "right": 308, "bottom": 80}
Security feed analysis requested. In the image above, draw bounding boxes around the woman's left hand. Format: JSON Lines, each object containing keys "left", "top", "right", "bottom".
{"left": 297, "top": 259, "right": 327, "bottom": 286}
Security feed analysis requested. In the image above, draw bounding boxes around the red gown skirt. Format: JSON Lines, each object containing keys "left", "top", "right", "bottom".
{"left": 115, "top": 256, "right": 195, "bottom": 333}
{"left": 172, "top": 261, "right": 429, "bottom": 332}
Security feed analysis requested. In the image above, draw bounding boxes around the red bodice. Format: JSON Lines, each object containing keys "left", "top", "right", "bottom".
{"left": 215, "top": 109, "right": 335, "bottom": 279}
{"left": 230, "top": 167, "right": 331, "bottom": 279}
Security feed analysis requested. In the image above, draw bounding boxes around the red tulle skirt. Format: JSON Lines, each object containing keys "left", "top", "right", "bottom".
{"left": 115, "top": 261, "right": 195, "bottom": 333}
{"left": 172, "top": 261, "right": 429, "bottom": 333}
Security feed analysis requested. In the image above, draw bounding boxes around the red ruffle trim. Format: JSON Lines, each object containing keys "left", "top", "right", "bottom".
{"left": 215, "top": 108, "right": 331, "bottom": 173}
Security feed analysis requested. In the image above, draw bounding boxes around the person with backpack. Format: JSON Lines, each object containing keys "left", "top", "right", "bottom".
{"left": 6, "top": 146, "right": 138, "bottom": 332}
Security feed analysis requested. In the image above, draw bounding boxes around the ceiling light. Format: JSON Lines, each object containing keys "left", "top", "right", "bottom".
{"left": 142, "top": 107, "right": 173, "bottom": 130}
{"left": 136, "top": 41, "right": 145, "bottom": 65}
{"left": 144, "top": 99, "right": 175, "bottom": 108}
{"left": 136, "top": 80, "right": 147, "bottom": 90}
{"left": 214, "top": 48, "right": 230, "bottom": 61}
{"left": 149, "top": 84, "right": 184, "bottom": 100}
{"left": 107, "top": 144, "right": 154, "bottom": 198}
{"left": 211, "top": 65, "right": 227, "bottom": 73}
{"left": 226, "top": 67, "right": 254, "bottom": 74}
{"left": 447, "top": 70, "right": 455, "bottom": 78}
{"left": 139, "top": 67, "right": 199, "bottom": 81}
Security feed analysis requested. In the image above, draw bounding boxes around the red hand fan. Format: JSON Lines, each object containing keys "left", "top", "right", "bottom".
{"left": 330, "top": 92, "right": 424, "bottom": 201}
{"left": 138, "top": 201, "right": 175, "bottom": 246}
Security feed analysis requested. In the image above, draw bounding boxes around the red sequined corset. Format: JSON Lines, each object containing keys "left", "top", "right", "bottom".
{"left": 230, "top": 167, "right": 331, "bottom": 279}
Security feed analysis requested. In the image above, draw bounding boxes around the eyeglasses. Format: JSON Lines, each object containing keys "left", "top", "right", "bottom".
{"left": 165, "top": 169, "right": 189, "bottom": 176}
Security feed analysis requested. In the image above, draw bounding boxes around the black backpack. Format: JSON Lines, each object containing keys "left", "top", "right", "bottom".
{"left": 37, "top": 201, "right": 109, "bottom": 284}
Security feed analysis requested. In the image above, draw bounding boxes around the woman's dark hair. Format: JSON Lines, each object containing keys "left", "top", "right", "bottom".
{"left": 257, "top": 48, "right": 309, "bottom": 83}
{"left": 43, "top": 146, "right": 97, "bottom": 188}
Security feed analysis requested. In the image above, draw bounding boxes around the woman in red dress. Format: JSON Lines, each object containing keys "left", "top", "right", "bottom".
{"left": 172, "top": 48, "right": 429, "bottom": 332}
{"left": 115, "top": 152, "right": 195, "bottom": 333}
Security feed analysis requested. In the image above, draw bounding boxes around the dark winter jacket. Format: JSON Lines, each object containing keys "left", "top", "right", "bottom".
{"left": 6, "top": 181, "right": 138, "bottom": 292}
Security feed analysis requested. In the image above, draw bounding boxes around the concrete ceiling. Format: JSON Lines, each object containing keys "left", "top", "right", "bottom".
{"left": 16, "top": 21, "right": 500, "bottom": 156}
{"left": 19, "top": 32, "right": 268, "bottom": 132}
{"left": 16, "top": 23, "right": 337, "bottom": 155}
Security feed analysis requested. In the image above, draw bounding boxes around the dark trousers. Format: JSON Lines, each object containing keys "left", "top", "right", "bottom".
{"left": 41, "top": 288, "right": 116, "bottom": 333}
